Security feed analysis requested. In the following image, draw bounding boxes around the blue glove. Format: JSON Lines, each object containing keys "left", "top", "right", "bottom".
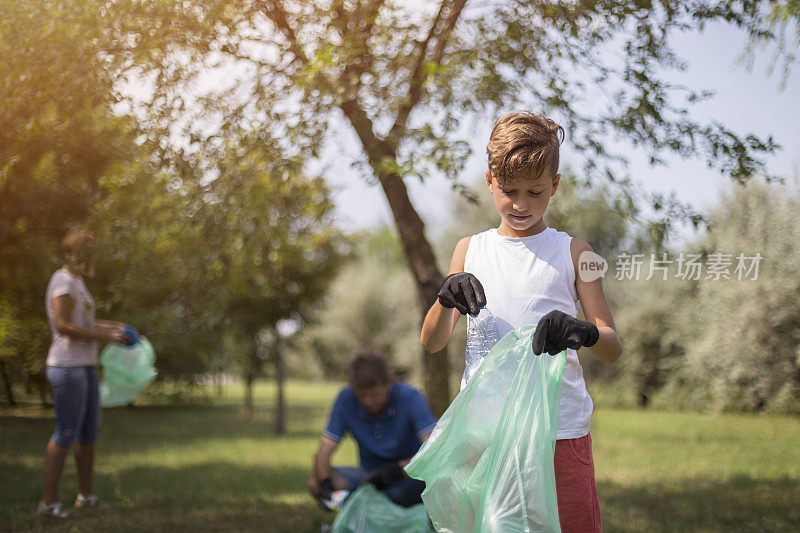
{"left": 122, "top": 325, "right": 139, "bottom": 346}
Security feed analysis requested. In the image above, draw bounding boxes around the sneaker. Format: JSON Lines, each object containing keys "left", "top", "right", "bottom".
{"left": 75, "top": 493, "right": 112, "bottom": 510}
{"left": 37, "top": 501, "right": 71, "bottom": 518}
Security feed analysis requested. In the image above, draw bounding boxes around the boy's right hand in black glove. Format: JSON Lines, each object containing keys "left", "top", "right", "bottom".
{"left": 438, "top": 272, "right": 486, "bottom": 317}
{"left": 316, "top": 477, "right": 335, "bottom": 511}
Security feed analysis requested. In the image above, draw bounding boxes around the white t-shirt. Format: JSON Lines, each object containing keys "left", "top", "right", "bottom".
{"left": 464, "top": 227, "right": 593, "bottom": 440}
{"left": 45, "top": 268, "right": 98, "bottom": 367}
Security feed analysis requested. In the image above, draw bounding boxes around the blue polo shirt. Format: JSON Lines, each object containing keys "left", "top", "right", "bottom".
{"left": 323, "top": 383, "right": 437, "bottom": 472}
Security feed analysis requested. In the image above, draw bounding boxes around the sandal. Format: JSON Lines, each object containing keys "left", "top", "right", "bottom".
{"left": 37, "top": 501, "right": 71, "bottom": 518}
{"left": 75, "top": 493, "right": 112, "bottom": 510}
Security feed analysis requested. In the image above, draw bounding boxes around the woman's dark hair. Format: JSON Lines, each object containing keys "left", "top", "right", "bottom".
{"left": 61, "top": 228, "right": 94, "bottom": 258}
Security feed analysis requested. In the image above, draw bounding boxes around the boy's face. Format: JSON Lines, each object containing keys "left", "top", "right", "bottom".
{"left": 486, "top": 169, "right": 560, "bottom": 237}
{"left": 353, "top": 381, "right": 392, "bottom": 417}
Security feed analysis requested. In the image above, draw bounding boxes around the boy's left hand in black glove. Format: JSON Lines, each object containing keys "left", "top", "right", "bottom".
{"left": 532, "top": 310, "right": 599, "bottom": 356}
{"left": 363, "top": 463, "right": 405, "bottom": 490}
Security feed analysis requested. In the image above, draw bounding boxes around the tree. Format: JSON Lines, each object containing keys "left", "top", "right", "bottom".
{"left": 287, "top": 227, "right": 422, "bottom": 383}
{"left": 0, "top": 0, "right": 136, "bottom": 399}
{"left": 88, "top": 156, "right": 221, "bottom": 380}
{"left": 0, "top": 301, "right": 20, "bottom": 404}
{"left": 744, "top": 0, "right": 800, "bottom": 87}
{"left": 0, "top": 1, "right": 350, "bottom": 414}
{"left": 0, "top": 0, "right": 134, "bottom": 270}
{"left": 91, "top": 129, "right": 349, "bottom": 419}
{"left": 654, "top": 180, "right": 800, "bottom": 413}
{"left": 187, "top": 131, "right": 349, "bottom": 418}
{"left": 610, "top": 272, "right": 690, "bottom": 407}
{"left": 101, "top": 0, "right": 781, "bottom": 414}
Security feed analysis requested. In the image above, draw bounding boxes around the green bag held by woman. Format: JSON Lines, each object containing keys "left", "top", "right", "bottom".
{"left": 99, "top": 336, "right": 158, "bottom": 407}
{"left": 405, "top": 325, "right": 566, "bottom": 533}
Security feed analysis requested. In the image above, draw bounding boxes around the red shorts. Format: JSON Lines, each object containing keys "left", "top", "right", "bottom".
{"left": 554, "top": 432, "right": 602, "bottom": 532}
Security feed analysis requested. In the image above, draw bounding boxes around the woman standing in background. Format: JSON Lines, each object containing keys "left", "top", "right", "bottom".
{"left": 37, "top": 229, "right": 131, "bottom": 518}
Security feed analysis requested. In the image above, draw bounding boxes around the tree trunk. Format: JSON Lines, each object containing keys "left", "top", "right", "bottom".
{"left": 420, "top": 306, "right": 451, "bottom": 418}
{"left": 0, "top": 359, "right": 15, "bottom": 406}
{"left": 637, "top": 343, "right": 664, "bottom": 408}
{"left": 380, "top": 171, "right": 451, "bottom": 416}
{"left": 340, "top": 101, "right": 451, "bottom": 416}
{"left": 243, "top": 351, "right": 259, "bottom": 419}
{"left": 31, "top": 371, "right": 49, "bottom": 408}
{"left": 243, "top": 369, "right": 254, "bottom": 419}
{"left": 275, "top": 340, "right": 286, "bottom": 434}
{"left": 38, "top": 380, "right": 48, "bottom": 408}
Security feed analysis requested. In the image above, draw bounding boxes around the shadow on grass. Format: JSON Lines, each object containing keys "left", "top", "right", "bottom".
{"left": 0, "top": 401, "right": 335, "bottom": 530}
{"left": 599, "top": 475, "right": 800, "bottom": 532}
{"left": 5, "top": 455, "right": 800, "bottom": 532}
{"left": 0, "top": 403, "right": 329, "bottom": 449}
{"left": 9, "top": 499, "right": 332, "bottom": 533}
{"left": 4, "top": 461, "right": 333, "bottom": 532}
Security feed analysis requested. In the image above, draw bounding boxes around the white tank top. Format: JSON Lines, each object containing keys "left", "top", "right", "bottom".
{"left": 464, "top": 227, "right": 592, "bottom": 439}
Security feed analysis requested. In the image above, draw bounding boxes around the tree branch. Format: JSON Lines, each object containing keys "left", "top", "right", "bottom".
{"left": 352, "top": 0, "right": 384, "bottom": 81}
{"left": 429, "top": 0, "right": 467, "bottom": 65}
{"left": 328, "top": 0, "right": 384, "bottom": 95}
{"left": 358, "top": 0, "right": 385, "bottom": 39}
{"left": 257, "top": 0, "right": 309, "bottom": 65}
{"left": 340, "top": 98, "right": 387, "bottom": 163}
{"left": 388, "top": 0, "right": 467, "bottom": 144}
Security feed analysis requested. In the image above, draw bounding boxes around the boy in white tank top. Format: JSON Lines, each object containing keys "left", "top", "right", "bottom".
{"left": 421, "top": 111, "right": 622, "bottom": 532}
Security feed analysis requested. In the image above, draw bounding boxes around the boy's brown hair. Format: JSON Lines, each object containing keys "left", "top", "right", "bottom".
{"left": 347, "top": 350, "right": 392, "bottom": 389}
{"left": 486, "top": 111, "right": 564, "bottom": 185}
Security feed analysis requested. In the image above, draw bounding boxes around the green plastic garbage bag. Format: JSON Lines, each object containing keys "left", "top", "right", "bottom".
{"left": 99, "top": 336, "right": 158, "bottom": 407}
{"left": 332, "top": 484, "right": 434, "bottom": 533}
{"left": 405, "top": 325, "right": 566, "bottom": 533}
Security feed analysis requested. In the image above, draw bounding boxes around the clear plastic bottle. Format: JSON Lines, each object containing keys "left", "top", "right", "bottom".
{"left": 462, "top": 307, "right": 501, "bottom": 388}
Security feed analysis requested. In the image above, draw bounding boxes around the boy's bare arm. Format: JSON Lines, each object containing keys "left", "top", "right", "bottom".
{"left": 313, "top": 436, "right": 340, "bottom": 482}
{"left": 420, "top": 237, "right": 471, "bottom": 353}
{"left": 571, "top": 239, "right": 623, "bottom": 363}
{"left": 307, "top": 436, "right": 341, "bottom": 497}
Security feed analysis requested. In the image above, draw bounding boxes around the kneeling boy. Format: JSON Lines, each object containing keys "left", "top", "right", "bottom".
{"left": 307, "top": 351, "right": 436, "bottom": 508}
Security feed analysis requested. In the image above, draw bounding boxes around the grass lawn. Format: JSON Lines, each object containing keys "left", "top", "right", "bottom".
{"left": 1, "top": 380, "right": 799, "bottom": 532}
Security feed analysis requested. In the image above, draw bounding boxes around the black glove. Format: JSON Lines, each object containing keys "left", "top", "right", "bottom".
{"left": 317, "top": 478, "right": 335, "bottom": 511}
{"left": 437, "top": 272, "right": 486, "bottom": 316}
{"left": 532, "top": 310, "right": 599, "bottom": 356}
{"left": 363, "top": 463, "right": 405, "bottom": 490}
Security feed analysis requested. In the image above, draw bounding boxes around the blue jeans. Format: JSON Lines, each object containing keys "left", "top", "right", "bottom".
{"left": 46, "top": 366, "right": 101, "bottom": 447}
{"left": 333, "top": 466, "right": 426, "bottom": 508}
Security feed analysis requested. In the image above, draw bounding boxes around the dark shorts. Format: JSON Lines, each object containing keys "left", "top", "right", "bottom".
{"left": 46, "top": 366, "right": 101, "bottom": 447}
{"left": 333, "top": 465, "right": 426, "bottom": 508}
{"left": 554, "top": 432, "right": 602, "bottom": 532}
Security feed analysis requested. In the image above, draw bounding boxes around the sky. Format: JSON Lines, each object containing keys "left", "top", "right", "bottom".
{"left": 120, "top": 14, "right": 800, "bottom": 245}
{"left": 325, "top": 21, "right": 800, "bottom": 243}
